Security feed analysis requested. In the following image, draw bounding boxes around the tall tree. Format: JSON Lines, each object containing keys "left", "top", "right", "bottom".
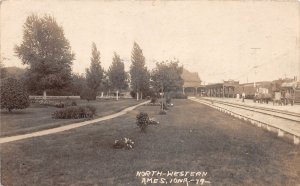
{"left": 107, "top": 52, "right": 128, "bottom": 100}
{"left": 15, "top": 14, "right": 74, "bottom": 99}
{"left": 86, "top": 43, "right": 104, "bottom": 94}
{"left": 129, "top": 42, "right": 150, "bottom": 100}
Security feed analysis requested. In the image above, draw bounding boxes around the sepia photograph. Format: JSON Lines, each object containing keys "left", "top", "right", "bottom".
{"left": 0, "top": 0, "right": 300, "bottom": 185}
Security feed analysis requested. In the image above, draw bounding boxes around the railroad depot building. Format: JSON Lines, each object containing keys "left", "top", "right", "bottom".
{"left": 180, "top": 68, "right": 300, "bottom": 103}
{"left": 181, "top": 68, "right": 203, "bottom": 96}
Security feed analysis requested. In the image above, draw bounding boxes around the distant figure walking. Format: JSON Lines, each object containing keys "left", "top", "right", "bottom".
{"left": 242, "top": 92, "right": 245, "bottom": 102}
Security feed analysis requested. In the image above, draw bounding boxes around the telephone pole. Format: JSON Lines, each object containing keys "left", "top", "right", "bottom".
{"left": 251, "top": 48, "right": 261, "bottom": 88}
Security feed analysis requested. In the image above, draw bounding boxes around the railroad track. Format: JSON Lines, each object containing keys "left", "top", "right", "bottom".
{"left": 200, "top": 98, "right": 300, "bottom": 123}
{"left": 188, "top": 97, "right": 300, "bottom": 144}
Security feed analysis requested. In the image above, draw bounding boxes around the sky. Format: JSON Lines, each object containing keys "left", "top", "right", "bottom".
{"left": 1, "top": 0, "right": 299, "bottom": 84}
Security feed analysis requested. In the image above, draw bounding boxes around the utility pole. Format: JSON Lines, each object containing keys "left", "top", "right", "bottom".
{"left": 297, "top": 36, "right": 300, "bottom": 82}
{"left": 251, "top": 48, "right": 261, "bottom": 89}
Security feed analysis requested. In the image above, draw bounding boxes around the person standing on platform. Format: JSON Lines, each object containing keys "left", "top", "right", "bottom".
{"left": 242, "top": 92, "right": 246, "bottom": 102}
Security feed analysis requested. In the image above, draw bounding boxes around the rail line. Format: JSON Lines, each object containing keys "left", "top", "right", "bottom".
{"left": 188, "top": 97, "right": 300, "bottom": 145}
{"left": 200, "top": 98, "right": 300, "bottom": 123}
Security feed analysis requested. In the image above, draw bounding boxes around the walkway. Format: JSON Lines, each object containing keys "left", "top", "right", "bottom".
{"left": 0, "top": 101, "right": 149, "bottom": 144}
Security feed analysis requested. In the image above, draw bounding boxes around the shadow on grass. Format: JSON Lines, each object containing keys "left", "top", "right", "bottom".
{"left": 0, "top": 110, "right": 33, "bottom": 115}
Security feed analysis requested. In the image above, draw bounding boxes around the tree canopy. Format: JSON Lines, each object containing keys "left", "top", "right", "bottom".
{"left": 129, "top": 42, "right": 150, "bottom": 99}
{"left": 15, "top": 14, "right": 74, "bottom": 94}
{"left": 86, "top": 43, "right": 104, "bottom": 93}
{"left": 107, "top": 52, "right": 128, "bottom": 91}
{"left": 151, "top": 59, "right": 184, "bottom": 93}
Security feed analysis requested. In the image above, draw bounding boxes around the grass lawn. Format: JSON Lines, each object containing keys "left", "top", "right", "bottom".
{"left": 1, "top": 99, "right": 299, "bottom": 186}
{"left": 0, "top": 98, "right": 140, "bottom": 137}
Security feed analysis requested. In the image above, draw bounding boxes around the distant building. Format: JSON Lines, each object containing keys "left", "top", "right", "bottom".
{"left": 181, "top": 68, "right": 203, "bottom": 95}
{"left": 235, "top": 81, "right": 272, "bottom": 99}
{"left": 205, "top": 80, "right": 239, "bottom": 98}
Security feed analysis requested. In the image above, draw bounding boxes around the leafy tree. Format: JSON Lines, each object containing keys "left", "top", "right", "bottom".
{"left": 0, "top": 78, "right": 30, "bottom": 112}
{"left": 151, "top": 59, "right": 183, "bottom": 109}
{"left": 67, "top": 73, "right": 86, "bottom": 96}
{"left": 86, "top": 43, "right": 104, "bottom": 95}
{"left": 129, "top": 42, "right": 150, "bottom": 100}
{"left": 15, "top": 14, "right": 74, "bottom": 99}
{"left": 101, "top": 72, "right": 111, "bottom": 97}
{"left": 107, "top": 52, "right": 128, "bottom": 100}
{"left": 80, "top": 87, "right": 97, "bottom": 101}
{"left": 151, "top": 59, "right": 183, "bottom": 93}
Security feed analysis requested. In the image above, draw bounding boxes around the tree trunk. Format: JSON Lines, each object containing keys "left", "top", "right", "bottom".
{"left": 116, "top": 90, "right": 119, "bottom": 100}
{"left": 43, "top": 90, "right": 47, "bottom": 100}
{"left": 101, "top": 92, "right": 104, "bottom": 98}
{"left": 161, "top": 84, "right": 164, "bottom": 110}
{"left": 141, "top": 92, "right": 143, "bottom": 100}
{"left": 136, "top": 91, "right": 139, "bottom": 101}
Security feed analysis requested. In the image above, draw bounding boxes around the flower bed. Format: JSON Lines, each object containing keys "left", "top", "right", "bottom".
{"left": 113, "top": 137, "right": 135, "bottom": 150}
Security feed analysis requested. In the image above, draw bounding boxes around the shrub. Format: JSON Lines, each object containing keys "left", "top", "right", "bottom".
{"left": 86, "top": 105, "right": 96, "bottom": 115}
{"left": 38, "top": 100, "right": 64, "bottom": 108}
{"left": 0, "top": 78, "right": 30, "bottom": 112}
{"left": 149, "top": 117, "right": 159, "bottom": 125}
{"left": 38, "top": 100, "right": 52, "bottom": 106}
{"left": 136, "top": 112, "right": 149, "bottom": 132}
{"left": 113, "top": 137, "right": 134, "bottom": 149}
{"left": 130, "top": 91, "right": 136, "bottom": 99}
{"left": 80, "top": 88, "right": 96, "bottom": 101}
{"left": 158, "top": 110, "right": 167, "bottom": 115}
{"left": 173, "top": 92, "right": 187, "bottom": 99}
{"left": 52, "top": 106, "right": 96, "bottom": 119}
{"left": 55, "top": 102, "right": 65, "bottom": 108}
{"left": 71, "top": 101, "right": 77, "bottom": 106}
{"left": 29, "top": 98, "right": 36, "bottom": 103}
{"left": 150, "top": 97, "right": 157, "bottom": 103}
{"left": 166, "top": 96, "right": 172, "bottom": 104}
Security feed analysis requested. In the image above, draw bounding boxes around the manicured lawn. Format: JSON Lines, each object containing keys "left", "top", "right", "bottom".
{"left": 0, "top": 98, "right": 140, "bottom": 137}
{"left": 1, "top": 99, "right": 299, "bottom": 185}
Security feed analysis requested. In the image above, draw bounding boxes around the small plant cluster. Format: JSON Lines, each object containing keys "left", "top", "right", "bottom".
{"left": 146, "top": 102, "right": 160, "bottom": 106}
{"left": 149, "top": 117, "right": 159, "bottom": 125}
{"left": 38, "top": 100, "right": 77, "bottom": 108}
{"left": 158, "top": 110, "right": 167, "bottom": 115}
{"left": 113, "top": 137, "right": 135, "bottom": 150}
{"left": 136, "top": 112, "right": 150, "bottom": 132}
{"left": 52, "top": 105, "right": 96, "bottom": 119}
